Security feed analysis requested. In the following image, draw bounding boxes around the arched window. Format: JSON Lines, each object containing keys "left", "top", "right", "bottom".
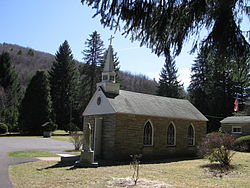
{"left": 188, "top": 125, "right": 195, "bottom": 146}
{"left": 143, "top": 121, "right": 153, "bottom": 146}
{"left": 167, "top": 123, "right": 175, "bottom": 146}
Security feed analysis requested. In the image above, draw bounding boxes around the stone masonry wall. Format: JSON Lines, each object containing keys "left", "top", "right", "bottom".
{"left": 83, "top": 115, "right": 116, "bottom": 159}
{"left": 84, "top": 114, "right": 207, "bottom": 160}
{"left": 114, "top": 113, "right": 207, "bottom": 160}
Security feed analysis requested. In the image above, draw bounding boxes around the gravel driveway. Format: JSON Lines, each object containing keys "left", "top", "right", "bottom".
{"left": 0, "top": 137, "right": 73, "bottom": 188}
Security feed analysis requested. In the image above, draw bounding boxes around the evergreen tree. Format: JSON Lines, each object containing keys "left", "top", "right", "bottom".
{"left": 18, "top": 71, "right": 51, "bottom": 135}
{"left": 49, "top": 41, "right": 80, "bottom": 131}
{"left": 81, "top": 31, "right": 104, "bottom": 108}
{"left": 188, "top": 47, "right": 250, "bottom": 132}
{"left": 0, "top": 52, "right": 21, "bottom": 130}
{"left": 157, "top": 56, "right": 183, "bottom": 98}
{"left": 82, "top": 0, "right": 250, "bottom": 61}
{"left": 188, "top": 49, "right": 212, "bottom": 115}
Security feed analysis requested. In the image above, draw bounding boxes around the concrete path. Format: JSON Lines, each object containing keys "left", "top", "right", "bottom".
{"left": 0, "top": 137, "right": 73, "bottom": 188}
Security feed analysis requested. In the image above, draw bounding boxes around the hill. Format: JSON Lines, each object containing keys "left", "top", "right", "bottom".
{"left": 0, "top": 43, "right": 158, "bottom": 94}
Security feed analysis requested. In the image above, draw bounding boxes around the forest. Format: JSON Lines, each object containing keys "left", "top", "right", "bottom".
{"left": 0, "top": 25, "right": 250, "bottom": 134}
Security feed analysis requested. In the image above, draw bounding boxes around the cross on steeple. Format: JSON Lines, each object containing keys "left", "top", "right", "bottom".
{"left": 108, "top": 35, "right": 114, "bottom": 45}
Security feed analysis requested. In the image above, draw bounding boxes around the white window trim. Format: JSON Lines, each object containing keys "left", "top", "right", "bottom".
{"left": 143, "top": 120, "right": 154, "bottom": 146}
{"left": 232, "top": 126, "right": 242, "bottom": 134}
{"left": 188, "top": 124, "right": 195, "bottom": 146}
{"left": 167, "top": 121, "right": 176, "bottom": 146}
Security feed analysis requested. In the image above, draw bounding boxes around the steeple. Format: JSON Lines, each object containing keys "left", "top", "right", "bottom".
{"left": 97, "top": 36, "right": 120, "bottom": 95}
{"left": 103, "top": 45, "right": 115, "bottom": 73}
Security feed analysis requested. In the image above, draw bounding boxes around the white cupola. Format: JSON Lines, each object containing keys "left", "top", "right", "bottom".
{"left": 97, "top": 36, "right": 120, "bottom": 95}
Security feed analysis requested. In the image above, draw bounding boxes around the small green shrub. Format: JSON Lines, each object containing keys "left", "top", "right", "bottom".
{"left": 234, "top": 135, "right": 250, "bottom": 152}
{"left": 198, "top": 132, "right": 236, "bottom": 166}
{"left": 0, "top": 123, "right": 8, "bottom": 134}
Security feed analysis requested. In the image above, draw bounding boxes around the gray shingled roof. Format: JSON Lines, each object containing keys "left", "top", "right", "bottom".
{"left": 220, "top": 116, "right": 250, "bottom": 124}
{"left": 107, "top": 90, "right": 207, "bottom": 121}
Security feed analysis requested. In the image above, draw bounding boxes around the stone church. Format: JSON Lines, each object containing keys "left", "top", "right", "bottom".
{"left": 82, "top": 43, "right": 207, "bottom": 160}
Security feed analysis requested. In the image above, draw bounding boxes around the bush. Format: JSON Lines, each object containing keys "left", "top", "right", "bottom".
{"left": 69, "top": 132, "right": 84, "bottom": 150}
{"left": 0, "top": 123, "right": 8, "bottom": 134}
{"left": 130, "top": 154, "right": 142, "bottom": 185}
{"left": 198, "top": 132, "right": 236, "bottom": 166}
{"left": 234, "top": 135, "right": 250, "bottom": 152}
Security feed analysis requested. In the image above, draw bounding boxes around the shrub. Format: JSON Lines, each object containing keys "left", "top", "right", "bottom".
{"left": 69, "top": 132, "right": 84, "bottom": 150}
{"left": 130, "top": 154, "right": 142, "bottom": 185}
{"left": 234, "top": 135, "right": 250, "bottom": 152}
{"left": 0, "top": 123, "right": 8, "bottom": 134}
{"left": 198, "top": 132, "right": 236, "bottom": 166}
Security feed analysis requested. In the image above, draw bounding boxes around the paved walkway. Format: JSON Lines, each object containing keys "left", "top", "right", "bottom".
{"left": 0, "top": 137, "right": 73, "bottom": 188}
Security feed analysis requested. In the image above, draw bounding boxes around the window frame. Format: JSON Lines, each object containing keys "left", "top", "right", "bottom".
{"left": 187, "top": 124, "right": 195, "bottom": 146}
{"left": 167, "top": 122, "right": 176, "bottom": 146}
{"left": 143, "top": 120, "right": 154, "bottom": 146}
{"left": 232, "top": 126, "right": 242, "bottom": 134}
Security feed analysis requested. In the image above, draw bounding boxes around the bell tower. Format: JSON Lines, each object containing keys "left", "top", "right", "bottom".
{"left": 97, "top": 36, "right": 120, "bottom": 95}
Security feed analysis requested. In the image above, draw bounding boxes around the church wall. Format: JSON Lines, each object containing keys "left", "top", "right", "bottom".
{"left": 113, "top": 113, "right": 207, "bottom": 160}
{"left": 84, "top": 115, "right": 116, "bottom": 160}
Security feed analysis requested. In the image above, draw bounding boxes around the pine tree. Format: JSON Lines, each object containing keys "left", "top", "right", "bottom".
{"left": 0, "top": 52, "right": 21, "bottom": 130}
{"left": 18, "top": 71, "right": 51, "bottom": 135}
{"left": 82, "top": 0, "right": 250, "bottom": 61}
{"left": 188, "top": 49, "right": 212, "bottom": 115}
{"left": 80, "top": 31, "right": 104, "bottom": 108}
{"left": 188, "top": 47, "right": 250, "bottom": 132}
{"left": 49, "top": 41, "right": 80, "bottom": 131}
{"left": 157, "top": 56, "right": 183, "bottom": 98}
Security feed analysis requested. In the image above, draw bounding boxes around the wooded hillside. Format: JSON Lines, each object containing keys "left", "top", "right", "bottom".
{"left": 0, "top": 43, "right": 158, "bottom": 94}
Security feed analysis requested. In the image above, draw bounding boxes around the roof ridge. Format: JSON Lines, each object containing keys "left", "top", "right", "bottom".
{"left": 119, "top": 89, "right": 188, "bottom": 101}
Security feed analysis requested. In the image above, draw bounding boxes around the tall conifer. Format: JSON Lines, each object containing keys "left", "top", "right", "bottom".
{"left": 0, "top": 52, "right": 21, "bottom": 130}
{"left": 157, "top": 56, "right": 183, "bottom": 98}
{"left": 189, "top": 48, "right": 250, "bottom": 132}
{"left": 81, "top": 31, "right": 104, "bottom": 108}
{"left": 49, "top": 41, "right": 80, "bottom": 131}
{"left": 18, "top": 71, "right": 51, "bottom": 135}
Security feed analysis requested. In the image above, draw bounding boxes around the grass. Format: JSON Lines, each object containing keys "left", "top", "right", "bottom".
{"left": 9, "top": 152, "right": 250, "bottom": 188}
{"left": 52, "top": 130, "right": 69, "bottom": 135}
{"left": 9, "top": 151, "right": 58, "bottom": 157}
{"left": 64, "top": 149, "right": 81, "bottom": 152}
{"left": 51, "top": 130, "right": 83, "bottom": 143}
{"left": 52, "top": 136, "right": 71, "bottom": 142}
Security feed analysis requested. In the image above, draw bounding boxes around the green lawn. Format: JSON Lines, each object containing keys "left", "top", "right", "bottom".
{"left": 51, "top": 135, "right": 71, "bottom": 142}
{"left": 9, "top": 151, "right": 58, "bottom": 157}
{"left": 9, "top": 152, "right": 250, "bottom": 188}
{"left": 52, "top": 130, "right": 69, "bottom": 135}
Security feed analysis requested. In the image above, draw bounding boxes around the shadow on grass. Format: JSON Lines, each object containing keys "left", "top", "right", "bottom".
{"left": 200, "top": 163, "right": 238, "bottom": 177}
{"left": 37, "top": 156, "right": 200, "bottom": 171}
{"left": 37, "top": 160, "right": 78, "bottom": 171}
{"left": 98, "top": 156, "right": 199, "bottom": 167}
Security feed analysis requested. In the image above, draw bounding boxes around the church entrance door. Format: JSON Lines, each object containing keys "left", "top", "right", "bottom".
{"left": 94, "top": 117, "right": 103, "bottom": 157}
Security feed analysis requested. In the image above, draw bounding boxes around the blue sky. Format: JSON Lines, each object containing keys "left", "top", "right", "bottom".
{"left": 1, "top": 0, "right": 249, "bottom": 88}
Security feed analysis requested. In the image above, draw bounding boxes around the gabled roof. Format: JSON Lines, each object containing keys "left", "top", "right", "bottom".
{"left": 220, "top": 116, "right": 250, "bottom": 124}
{"left": 105, "top": 90, "right": 207, "bottom": 121}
